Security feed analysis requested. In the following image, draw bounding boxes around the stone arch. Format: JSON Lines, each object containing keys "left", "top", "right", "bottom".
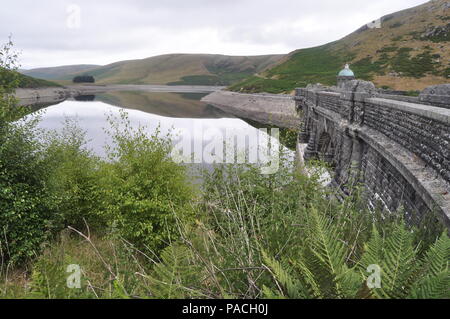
{"left": 317, "top": 131, "right": 335, "bottom": 165}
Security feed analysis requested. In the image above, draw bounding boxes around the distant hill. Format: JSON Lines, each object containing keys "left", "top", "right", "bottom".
{"left": 17, "top": 73, "right": 62, "bottom": 88}
{"left": 1, "top": 66, "right": 61, "bottom": 89}
{"left": 21, "top": 65, "right": 100, "bottom": 81}
{"left": 230, "top": 0, "right": 450, "bottom": 93}
{"left": 21, "top": 54, "right": 284, "bottom": 86}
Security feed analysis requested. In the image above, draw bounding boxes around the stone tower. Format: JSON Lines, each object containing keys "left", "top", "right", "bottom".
{"left": 337, "top": 64, "right": 355, "bottom": 89}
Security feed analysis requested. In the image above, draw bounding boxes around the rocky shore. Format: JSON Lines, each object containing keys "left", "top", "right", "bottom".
{"left": 201, "top": 90, "right": 300, "bottom": 129}
{"left": 15, "top": 87, "right": 80, "bottom": 106}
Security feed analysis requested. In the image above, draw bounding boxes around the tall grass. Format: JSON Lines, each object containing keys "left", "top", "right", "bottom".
{"left": 1, "top": 151, "right": 447, "bottom": 299}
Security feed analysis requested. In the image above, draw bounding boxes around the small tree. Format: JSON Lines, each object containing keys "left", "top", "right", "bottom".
{"left": 72, "top": 75, "right": 95, "bottom": 83}
{"left": 0, "top": 36, "right": 22, "bottom": 124}
{"left": 0, "top": 37, "right": 55, "bottom": 264}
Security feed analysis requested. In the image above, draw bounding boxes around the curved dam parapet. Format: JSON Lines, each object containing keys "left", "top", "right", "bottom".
{"left": 202, "top": 90, "right": 300, "bottom": 129}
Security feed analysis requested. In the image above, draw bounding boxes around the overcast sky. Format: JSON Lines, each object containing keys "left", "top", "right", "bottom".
{"left": 1, "top": 0, "right": 428, "bottom": 69}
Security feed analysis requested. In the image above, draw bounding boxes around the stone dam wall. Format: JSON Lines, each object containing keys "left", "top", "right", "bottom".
{"left": 296, "top": 81, "right": 450, "bottom": 228}
{"left": 202, "top": 91, "right": 299, "bottom": 129}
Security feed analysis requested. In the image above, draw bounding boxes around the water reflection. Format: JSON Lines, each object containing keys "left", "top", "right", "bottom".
{"left": 31, "top": 91, "right": 292, "bottom": 172}
{"left": 74, "top": 95, "right": 96, "bottom": 102}
{"left": 94, "top": 91, "right": 232, "bottom": 119}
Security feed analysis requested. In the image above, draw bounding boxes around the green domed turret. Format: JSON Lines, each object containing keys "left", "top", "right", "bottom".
{"left": 339, "top": 64, "right": 355, "bottom": 77}
{"left": 337, "top": 64, "right": 356, "bottom": 89}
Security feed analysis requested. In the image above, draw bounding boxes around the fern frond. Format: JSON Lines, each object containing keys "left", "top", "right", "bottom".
{"left": 419, "top": 232, "right": 450, "bottom": 277}
{"left": 292, "top": 258, "right": 323, "bottom": 298}
{"left": 307, "top": 209, "right": 347, "bottom": 272}
{"left": 146, "top": 244, "right": 204, "bottom": 299}
{"left": 336, "top": 268, "right": 364, "bottom": 299}
{"left": 361, "top": 223, "right": 419, "bottom": 299}
{"left": 305, "top": 208, "right": 361, "bottom": 298}
{"left": 409, "top": 271, "right": 450, "bottom": 299}
{"left": 408, "top": 232, "right": 450, "bottom": 299}
{"left": 360, "top": 226, "right": 384, "bottom": 269}
{"left": 262, "top": 250, "right": 311, "bottom": 299}
{"left": 261, "top": 285, "right": 286, "bottom": 299}
{"left": 382, "top": 223, "right": 419, "bottom": 298}
{"left": 358, "top": 225, "right": 385, "bottom": 298}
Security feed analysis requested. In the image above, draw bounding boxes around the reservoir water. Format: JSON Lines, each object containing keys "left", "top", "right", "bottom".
{"left": 28, "top": 90, "right": 292, "bottom": 174}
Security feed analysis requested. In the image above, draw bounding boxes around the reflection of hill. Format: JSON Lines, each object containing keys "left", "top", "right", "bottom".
{"left": 74, "top": 95, "right": 96, "bottom": 101}
{"left": 94, "top": 91, "right": 235, "bottom": 119}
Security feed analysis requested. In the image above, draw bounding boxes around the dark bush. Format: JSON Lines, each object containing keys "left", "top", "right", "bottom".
{"left": 72, "top": 75, "right": 95, "bottom": 83}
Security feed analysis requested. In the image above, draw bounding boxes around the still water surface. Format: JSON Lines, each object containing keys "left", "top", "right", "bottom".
{"left": 31, "top": 91, "right": 291, "bottom": 171}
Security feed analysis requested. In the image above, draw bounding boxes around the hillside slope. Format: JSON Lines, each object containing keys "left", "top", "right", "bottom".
{"left": 17, "top": 73, "right": 62, "bottom": 88}
{"left": 22, "top": 54, "right": 283, "bottom": 86}
{"left": 1, "top": 68, "right": 62, "bottom": 89}
{"left": 230, "top": 0, "right": 450, "bottom": 93}
{"left": 21, "top": 64, "right": 100, "bottom": 81}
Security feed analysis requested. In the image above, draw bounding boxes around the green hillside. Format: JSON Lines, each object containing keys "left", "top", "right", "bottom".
{"left": 230, "top": 0, "right": 450, "bottom": 93}
{"left": 21, "top": 54, "right": 284, "bottom": 86}
{"left": 1, "top": 68, "right": 62, "bottom": 89}
{"left": 17, "top": 73, "right": 62, "bottom": 88}
{"left": 21, "top": 65, "right": 100, "bottom": 81}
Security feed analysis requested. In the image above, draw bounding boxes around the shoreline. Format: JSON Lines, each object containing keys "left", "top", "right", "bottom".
{"left": 15, "top": 84, "right": 226, "bottom": 106}
{"left": 201, "top": 90, "right": 300, "bottom": 129}
{"left": 15, "top": 87, "right": 79, "bottom": 106}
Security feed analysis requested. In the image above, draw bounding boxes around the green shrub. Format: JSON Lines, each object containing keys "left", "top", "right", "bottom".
{"left": 405, "top": 90, "right": 420, "bottom": 97}
{"left": 72, "top": 75, "right": 95, "bottom": 83}
{"left": 377, "top": 46, "right": 398, "bottom": 53}
{"left": 228, "top": 76, "right": 298, "bottom": 94}
{"left": 41, "top": 120, "right": 107, "bottom": 232}
{"left": 351, "top": 57, "right": 384, "bottom": 79}
{"left": 98, "top": 111, "right": 196, "bottom": 254}
{"left": 391, "top": 48, "right": 439, "bottom": 78}
{"left": 392, "top": 36, "right": 403, "bottom": 42}
{"left": 443, "top": 65, "right": 450, "bottom": 78}
{"left": 0, "top": 120, "right": 53, "bottom": 264}
{"left": 390, "top": 22, "right": 404, "bottom": 28}
{"left": 0, "top": 39, "right": 57, "bottom": 263}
